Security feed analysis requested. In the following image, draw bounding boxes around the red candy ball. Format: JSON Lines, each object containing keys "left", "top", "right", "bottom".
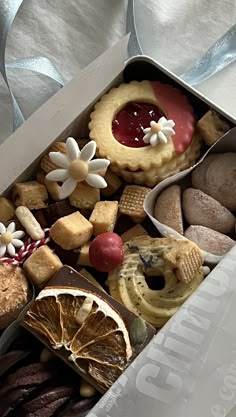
{"left": 89, "top": 232, "right": 124, "bottom": 272}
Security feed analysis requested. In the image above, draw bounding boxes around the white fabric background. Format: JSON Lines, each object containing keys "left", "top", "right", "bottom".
{"left": 1, "top": 0, "right": 236, "bottom": 143}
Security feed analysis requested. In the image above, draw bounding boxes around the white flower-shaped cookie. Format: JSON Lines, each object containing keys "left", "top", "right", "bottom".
{"left": 143, "top": 117, "right": 175, "bottom": 147}
{"left": 46, "top": 138, "right": 110, "bottom": 199}
{"left": 0, "top": 222, "right": 24, "bottom": 257}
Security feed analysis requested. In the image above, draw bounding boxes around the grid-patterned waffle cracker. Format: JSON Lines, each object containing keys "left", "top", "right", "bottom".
{"left": 163, "top": 240, "right": 203, "bottom": 284}
{"left": 40, "top": 142, "right": 66, "bottom": 174}
{"left": 119, "top": 185, "right": 151, "bottom": 221}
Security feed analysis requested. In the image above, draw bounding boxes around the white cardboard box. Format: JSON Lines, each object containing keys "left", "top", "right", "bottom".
{"left": 1, "top": 36, "right": 236, "bottom": 417}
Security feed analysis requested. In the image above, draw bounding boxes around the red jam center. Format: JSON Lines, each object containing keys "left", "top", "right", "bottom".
{"left": 112, "top": 102, "right": 164, "bottom": 148}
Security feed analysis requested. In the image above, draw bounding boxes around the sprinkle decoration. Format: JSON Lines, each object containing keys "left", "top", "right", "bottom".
{"left": 0, "top": 228, "right": 50, "bottom": 266}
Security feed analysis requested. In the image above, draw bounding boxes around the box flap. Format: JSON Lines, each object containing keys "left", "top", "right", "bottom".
{"left": 0, "top": 35, "right": 129, "bottom": 195}
{"left": 126, "top": 55, "right": 236, "bottom": 125}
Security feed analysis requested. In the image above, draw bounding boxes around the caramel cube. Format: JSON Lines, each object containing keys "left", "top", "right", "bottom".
{"left": 50, "top": 212, "right": 93, "bottom": 250}
{"left": 12, "top": 181, "right": 48, "bottom": 210}
{"left": 89, "top": 201, "right": 118, "bottom": 236}
{"left": 101, "top": 169, "right": 123, "bottom": 197}
{"left": 119, "top": 185, "right": 151, "bottom": 223}
{"left": 69, "top": 183, "right": 100, "bottom": 210}
{"left": 121, "top": 224, "right": 148, "bottom": 243}
{"left": 0, "top": 197, "right": 15, "bottom": 223}
{"left": 23, "top": 245, "right": 62, "bottom": 287}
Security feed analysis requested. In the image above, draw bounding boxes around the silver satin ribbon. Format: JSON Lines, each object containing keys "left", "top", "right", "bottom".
{"left": 127, "top": 0, "right": 236, "bottom": 87}
{"left": 0, "top": 0, "right": 64, "bottom": 131}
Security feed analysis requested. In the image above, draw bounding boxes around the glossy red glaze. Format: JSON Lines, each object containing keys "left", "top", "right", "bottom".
{"left": 112, "top": 102, "right": 164, "bottom": 148}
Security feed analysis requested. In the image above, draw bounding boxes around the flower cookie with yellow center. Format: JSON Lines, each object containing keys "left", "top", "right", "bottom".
{"left": 89, "top": 81, "right": 202, "bottom": 186}
{"left": 46, "top": 138, "right": 110, "bottom": 199}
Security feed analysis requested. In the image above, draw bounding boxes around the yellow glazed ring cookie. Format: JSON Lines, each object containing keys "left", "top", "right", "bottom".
{"left": 107, "top": 236, "right": 204, "bottom": 328}
{"left": 89, "top": 81, "right": 200, "bottom": 186}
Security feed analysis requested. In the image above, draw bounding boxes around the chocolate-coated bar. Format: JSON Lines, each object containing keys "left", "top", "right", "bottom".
{"left": 23, "top": 266, "right": 155, "bottom": 393}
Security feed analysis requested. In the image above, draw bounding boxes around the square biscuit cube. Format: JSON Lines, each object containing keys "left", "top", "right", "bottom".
{"left": 23, "top": 245, "right": 63, "bottom": 287}
{"left": 197, "top": 110, "right": 230, "bottom": 146}
{"left": 78, "top": 242, "right": 91, "bottom": 266}
{"left": 119, "top": 185, "right": 151, "bottom": 223}
{"left": 89, "top": 201, "right": 118, "bottom": 236}
{"left": 0, "top": 197, "right": 15, "bottom": 223}
{"left": 69, "top": 183, "right": 100, "bottom": 210}
{"left": 50, "top": 212, "right": 93, "bottom": 250}
{"left": 12, "top": 181, "right": 48, "bottom": 210}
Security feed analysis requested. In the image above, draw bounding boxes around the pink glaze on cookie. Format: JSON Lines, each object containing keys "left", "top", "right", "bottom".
{"left": 151, "top": 82, "right": 195, "bottom": 154}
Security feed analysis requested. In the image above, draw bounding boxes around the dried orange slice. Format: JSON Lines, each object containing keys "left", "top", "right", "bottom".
{"left": 24, "top": 287, "right": 132, "bottom": 390}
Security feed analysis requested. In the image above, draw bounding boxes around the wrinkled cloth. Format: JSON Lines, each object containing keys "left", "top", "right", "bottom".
{"left": 0, "top": 0, "right": 236, "bottom": 143}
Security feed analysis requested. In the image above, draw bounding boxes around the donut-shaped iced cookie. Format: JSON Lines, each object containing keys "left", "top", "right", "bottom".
{"left": 107, "top": 236, "right": 204, "bottom": 328}
{"left": 89, "top": 81, "right": 201, "bottom": 186}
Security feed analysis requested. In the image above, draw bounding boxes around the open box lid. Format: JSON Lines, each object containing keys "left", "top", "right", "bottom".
{"left": 0, "top": 35, "right": 129, "bottom": 195}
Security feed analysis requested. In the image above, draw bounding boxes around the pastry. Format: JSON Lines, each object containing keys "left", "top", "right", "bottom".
{"left": 192, "top": 153, "right": 236, "bottom": 211}
{"left": 0, "top": 197, "right": 15, "bottom": 223}
{"left": 196, "top": 110, "right": 231, "bottom": 146}
{"left": 89, "top": 201, "right": 118, "bottom": 235}
{"left": 182, "top": 188, "right": 235, "bottom": 234}
{"left": 107, "top": 236, "right": 204, "bottom": 327}
{"left": 89, "top": 80, "right": 202, "bottom": 186}
{"left": 49, "top": 212, "right": 93, "bottom": 250}
{"left": 184, "top": 225, "right": 235, "bottom": 256}
{"left": 23, "top": 266, "right": 155, "bottom": 392}
{"left": 12, "top": 181, "right": 48, "bottom": 210}
{"left": 0, "top": 264, "right": 31, "bottom": 329}
{"left": 154, "top": 185, "right": 183, "bottom": 234}
{"left": 45, "top": 137, "right": 110, "bottom": 200}
{"left": 23, "top": 245, "right": 63, "bottom": 287}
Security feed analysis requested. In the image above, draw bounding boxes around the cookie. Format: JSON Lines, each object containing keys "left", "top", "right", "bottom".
{"left": 50, "top": 212, "right": 93, "bottom": 250}
{"left": 184, "top": 225, "right": 235, "bottom": 256}
{"left": 182, "top": 188, "right": 235, "bottom": 234}
{"left": 154, "top": 185, "right": 183, "bottom": 234}
{"left": 196, "top": 110, "right": 230, "bottom": 146}
{"left": 0, "top": 264, "right": 31, "bottom": 329}
{"left": 89, "top": 81, "right": 200, "bottom": 186}
{"left": 108, "top": 236, "right": 204, "bottom": 327}
{"left": 192, "top": 153, "right": 236, "bottom": 211}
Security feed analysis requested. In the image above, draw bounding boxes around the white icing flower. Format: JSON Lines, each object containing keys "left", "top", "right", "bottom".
{"left": 143, "top": 117, "right": 175, "bottom": 147}
{"left": 0, "top": 222, "right": 24, "bottom": 257}
{"left": 46, "top": 138, "right": 110, "bottom": 199}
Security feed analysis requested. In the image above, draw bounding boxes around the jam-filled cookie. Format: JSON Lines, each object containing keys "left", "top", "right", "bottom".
{"left": 89, "top": 81, "right": 202, "bottom": 186}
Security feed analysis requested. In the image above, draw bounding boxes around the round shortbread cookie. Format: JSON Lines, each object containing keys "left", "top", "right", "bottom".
{"left": 89, "top": 81, "right": 197, "bottom": 186}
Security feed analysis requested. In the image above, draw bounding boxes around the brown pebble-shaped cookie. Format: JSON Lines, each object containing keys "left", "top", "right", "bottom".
{"left": 0, "top": 264, "right": 31, "bottom": 329}
{"left": 192, "top": 153, "right": 236, "bottom": 211}
{"left": 191, "top": 154, "right": 217, "bottom": 192}
{"left": 184, "top": 225, "right": 235, "bottom": 256}
{"left": 154, "top": 185, "right": 183, "bottom": 235}
{"left": 182, "top": 188, "right": 235, "bottom": 234}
